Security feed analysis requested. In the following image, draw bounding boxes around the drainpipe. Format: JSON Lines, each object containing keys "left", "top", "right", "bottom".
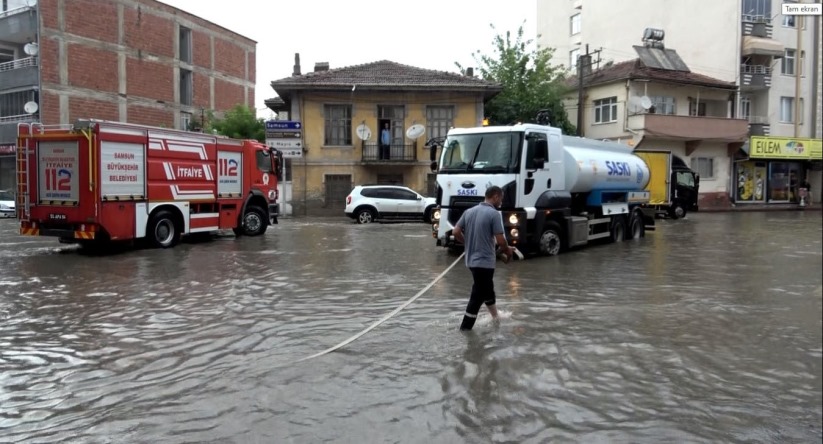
{"left": 795, "top": 14, "right": 802, "bottom": 137}
{"left": 812, "top": 15, "right": 820, "bottom": 138}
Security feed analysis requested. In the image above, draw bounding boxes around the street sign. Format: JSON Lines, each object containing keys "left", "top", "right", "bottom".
{"left": 265, "top": 131, "right": 302, "bottom": 139}
{"left": 266, "top": 139, "right": 302, "bottom": 149}
{"left": 265, "top": 120, "right": 301, "bottom": 130}
{"left": 279, "top": 149, "right": 303, "bottom": 158}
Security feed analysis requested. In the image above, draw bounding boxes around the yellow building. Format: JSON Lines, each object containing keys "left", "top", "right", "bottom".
{"left": 268, "top": 58, "right": 501, "bottom": 216}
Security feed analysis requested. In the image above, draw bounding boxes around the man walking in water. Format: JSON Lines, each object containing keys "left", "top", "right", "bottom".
{"left": 452, "top": 186, "right": 513, "bottom": 331}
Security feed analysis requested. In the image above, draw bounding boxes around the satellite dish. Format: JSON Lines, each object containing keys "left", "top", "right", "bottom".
{"left": 24, "top": 42, "right": 39, "bottom": 56}
{"left": 24, "top": 101, "right": 39, "bottom": 114}
{"left": 405, "top": 124, "right": 425, "bottom": 140}
{"left": 639, "top": 96, "right": 653, "bottom": 110}
{"left": 355, "top": 123, "right": 372, "bottom": 141}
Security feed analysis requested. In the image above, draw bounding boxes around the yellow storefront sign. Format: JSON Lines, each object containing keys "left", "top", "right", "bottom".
{"left": 750, "top": 136, "right": 822, "bottom": 160}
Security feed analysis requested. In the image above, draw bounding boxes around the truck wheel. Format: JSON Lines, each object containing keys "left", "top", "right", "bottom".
{"left": 610, "top": 215, "right": 627, "bottom": 242}
{"left": 241, "top": 206, "right": 267, "bottom": 236}
{"left": 629, "top": 211, "right": 645, "bottom": 239}
{"left": 539, "top": 221, "right": 562, "bottom": 256}
{"left": 669, "top": 204, "right": 686, "bottom": 219}
{"left": 356, "top": 208, "right": 376, "bottom": 224}
{"left": 148, "top": 210, "right": 180, "bottom": 248}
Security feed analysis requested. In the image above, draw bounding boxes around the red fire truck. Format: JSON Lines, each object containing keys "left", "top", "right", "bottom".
{"left": 16, "top": 119, "right": 281, "bottom": 248}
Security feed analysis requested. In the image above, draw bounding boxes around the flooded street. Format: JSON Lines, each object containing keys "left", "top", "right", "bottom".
{"left": 0, "top": 212, "right": 821, "bottom": 443}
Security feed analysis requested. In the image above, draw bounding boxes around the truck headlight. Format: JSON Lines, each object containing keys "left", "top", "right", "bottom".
{"left": 432, "top": 209, "right": 441, "bottom": 221}
{"left": 268, "top": 190, "right": 276, "bottom": 200}
{"left": 510, "top": 228, "right": 519, "bottom": 238}
{"left": 507, "top": 213, "right": 519, "bottom": 225}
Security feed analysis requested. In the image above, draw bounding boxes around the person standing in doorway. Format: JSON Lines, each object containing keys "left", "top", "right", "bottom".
{"left": 380, "top": 123, "right": 391, "bottom": 160}
{"left": 452, "top": 186, "right": 512, "bottom": 331}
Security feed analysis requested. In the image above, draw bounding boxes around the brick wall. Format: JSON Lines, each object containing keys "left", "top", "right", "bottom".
{"left": 126, "top": 58, "right": 174, "bottom": 102}
{"left": 69, "top": 97, "right": 119, "bottom": 121}
{"left": 64, "top": 0, "right": 118, "bottom": 42}
{"left": 213, "top": 39, "right": 246, "bottom": 79}
{"left": 123, "top": 5, "right": 174, "bottom": 59}
{"left": 68, "top": 44, "right": 119, "bottom": 93}
{"left": 36, "top": 0, "right": 256, "bottom": 128}
{"left": 127, "top": 105, "right": 173, "bottom": 127}
{"left": 214, "top": 78, "right": 245, "bottom": 111}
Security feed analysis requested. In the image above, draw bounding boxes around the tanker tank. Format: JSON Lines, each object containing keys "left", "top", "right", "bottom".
{"left": 560, "top": 137, "right": 651, "bottom": 193}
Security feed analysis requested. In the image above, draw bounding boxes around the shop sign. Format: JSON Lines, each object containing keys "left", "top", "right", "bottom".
{"left": 0, "top": 144, "right": 16, "bottom": 155}
{"left": 750, "top": 136, "right": 821, "bottom": 160}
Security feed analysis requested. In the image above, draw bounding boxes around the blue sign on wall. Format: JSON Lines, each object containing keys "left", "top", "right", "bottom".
{"left": 265, "top": 120, "right": 301, "bottom": 130}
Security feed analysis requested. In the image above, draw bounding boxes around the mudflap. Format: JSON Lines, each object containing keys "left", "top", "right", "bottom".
{"left": 640, "top": 208, "right": 656, "bottom": 231}
{"left": 268, "top": 204, "right": 279, "bottom": 225}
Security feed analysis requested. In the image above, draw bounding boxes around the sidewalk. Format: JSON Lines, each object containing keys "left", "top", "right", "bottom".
{"left": 700, "top": 203, "right": 822, "bottom": 212}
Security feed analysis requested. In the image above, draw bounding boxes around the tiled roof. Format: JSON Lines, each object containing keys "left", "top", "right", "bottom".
{"left": 270, "top": 60, "right": 502, "bottom": 99}
{"left": 566, "top": 59, "right": 735, "bottom": 90}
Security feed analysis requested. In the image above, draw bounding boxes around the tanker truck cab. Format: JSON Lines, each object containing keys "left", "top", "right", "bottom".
{"left": 432, "top": 123, "right": 655, "bottom": 256}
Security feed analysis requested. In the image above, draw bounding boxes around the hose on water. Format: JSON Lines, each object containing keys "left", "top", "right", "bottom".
{"left": 296, "top": 252, "right": 466, "bottom": 363}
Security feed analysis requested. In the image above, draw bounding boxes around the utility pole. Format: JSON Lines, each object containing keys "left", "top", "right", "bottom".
{"left": 576, "top": 44, "right": 602, "bottom": 137}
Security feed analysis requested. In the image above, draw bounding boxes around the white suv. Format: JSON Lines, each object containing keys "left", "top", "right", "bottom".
{"left": 345, "top": 185, "right": 436, "bottom": 224}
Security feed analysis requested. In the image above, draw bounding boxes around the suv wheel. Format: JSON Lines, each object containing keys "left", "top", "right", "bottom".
{"left": 356, "top": 208, "right": 376, "bottom": 224}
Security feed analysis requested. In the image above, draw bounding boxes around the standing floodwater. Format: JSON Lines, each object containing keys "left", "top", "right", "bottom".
{"left": 0, "top": 212, "right": 821, "bottom": 443}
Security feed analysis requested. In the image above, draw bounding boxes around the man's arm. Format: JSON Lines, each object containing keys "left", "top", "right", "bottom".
{"left": 494, "top": 233, "right": 512, "bottom": 261}
{"left": 453, "top": 224, "right": 464, "bottom": 244}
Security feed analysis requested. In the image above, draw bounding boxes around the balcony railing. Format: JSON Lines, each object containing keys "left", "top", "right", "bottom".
{"left": 0, "top": 5, "right": 35, "bottom": 19}
{"left": 0, "top": 113, "right": 38, "bottom": 123}
{"left": 361, "top": 143, "right": 417, "bottom": 162}
{"left": 741, "top": 14, "right": 770, "bottom": 23}
{"left": 741, "top": 64, "right": 771, "bottom": 75}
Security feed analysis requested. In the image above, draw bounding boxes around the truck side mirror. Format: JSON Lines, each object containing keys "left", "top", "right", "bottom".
{"left": 430, "top": 161, "right": 438, "bottom": 172}
{"left": 429, "top": 144, "right": 437, "bottom": 162}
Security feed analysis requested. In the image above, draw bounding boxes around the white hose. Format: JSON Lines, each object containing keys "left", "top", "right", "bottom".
{"left": 296, "top": 252, "right": 466, "bottom": 362}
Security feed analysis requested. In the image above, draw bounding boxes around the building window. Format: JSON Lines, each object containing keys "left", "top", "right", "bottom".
{"left": 780, "top": 97, "right": 794, "bottom": 122}
{"left": 570, "top": 13, "right": 581, "bottom": 35}
{"left": 782, "top": 49, "right": 796, "bottom": 75}
{"left": 690, "top": 157, "right": 714, "bottom": 179}
{"left": 593, "top": 97, "right": 617, "bottom": 123}
{"left": 742, "top": 0, "right": 771, "bottom": 21}
{"left": 179, "top": 69, "right": 192, "bottom": 105}
{"left": 179, "top": 26, "right": 192, "bottom": 64}
{"left": 378, "top": 105, "right": 405, "bottom": 144}
{"left": 648, "top": 96, "right": 676, "bottom": 115}
{"left": 0, "top": 48, "right": 14, "bottom": 64}
{"left": 569, "top": 48, "right": 580, "bottom": 70}
{"left": 782, "top": 15, "right": 796, "bottom": 27}
{"left": 324, "top": 104, "right": 352, "bottom": 146}
{"left": 180, "top": 111, "right": 192, "bottom": 131}
{"left": 0, "top": 89, "right": 38, "bottom": 118}
{"left": 426, "top": 106, "right": 454, "bottom": 141}
{"left": 740, "top": 96, "right": 751, "bottom": 120}
{"left": 689, "top": 100, "right": 706, "bottom": 117}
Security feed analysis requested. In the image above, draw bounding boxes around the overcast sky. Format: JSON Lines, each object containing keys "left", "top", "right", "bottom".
{"left": 158, "top": 0, "right": 537, "bottom": 118}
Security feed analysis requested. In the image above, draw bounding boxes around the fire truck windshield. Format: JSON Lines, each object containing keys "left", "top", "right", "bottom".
{"left": 256, "top": 150, "right": 275, "bottom": 173}
{"left": 439, "top": 132, "right": 522, "bottom": 174}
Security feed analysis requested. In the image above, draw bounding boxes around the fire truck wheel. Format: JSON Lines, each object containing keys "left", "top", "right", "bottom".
{"left": 241, "top": 206, "right": 267, "bottom": 236}
{"left": 148, "top": 210, "right": 181, "bottom": 248}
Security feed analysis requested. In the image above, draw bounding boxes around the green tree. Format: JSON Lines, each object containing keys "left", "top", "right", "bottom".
{"left": 457, "top": 23, "right": 575, "bottom": 135}
{"left": 209, "top": 104, "right": 266, "bottom": 142}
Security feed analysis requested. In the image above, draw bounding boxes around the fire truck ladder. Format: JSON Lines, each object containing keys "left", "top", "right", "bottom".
{"left": 16, "top": 123, "right": 31, "bottom": 221}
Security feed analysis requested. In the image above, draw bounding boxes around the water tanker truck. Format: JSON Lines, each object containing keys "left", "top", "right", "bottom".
{"left": 429, "top": 123, "right": 656, "bottom": 256}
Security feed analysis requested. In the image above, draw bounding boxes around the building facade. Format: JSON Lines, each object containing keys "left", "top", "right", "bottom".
{"left": 269, "top": 59, "right": 501, "bottom": 216}
{"left": 538, "top": 0, "right": 822, "bottom": 206}
{"left": 0, "top": 0, "right": 256, "bottom": 191}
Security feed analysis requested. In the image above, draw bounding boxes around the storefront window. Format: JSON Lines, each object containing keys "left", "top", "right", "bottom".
{"left": 736, "top": 161, "right": 766, "bottom": 202}
{"left": 767, "top": 162, "right": 803, "bottom": 202}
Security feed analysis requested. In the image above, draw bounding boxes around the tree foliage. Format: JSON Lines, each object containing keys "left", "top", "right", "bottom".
{"left": 209, "top": 104, "right": 266, "bottom": 142}
{"left": 457, "top": 23, "right": 575, "bottom": 135}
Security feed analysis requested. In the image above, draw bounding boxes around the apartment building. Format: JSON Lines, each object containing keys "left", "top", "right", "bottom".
{"left": 0, "top": 0, "right": 256, "bottom": 190}
{"left": 538, "top": 0, "right": 821, "bottom": 206}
